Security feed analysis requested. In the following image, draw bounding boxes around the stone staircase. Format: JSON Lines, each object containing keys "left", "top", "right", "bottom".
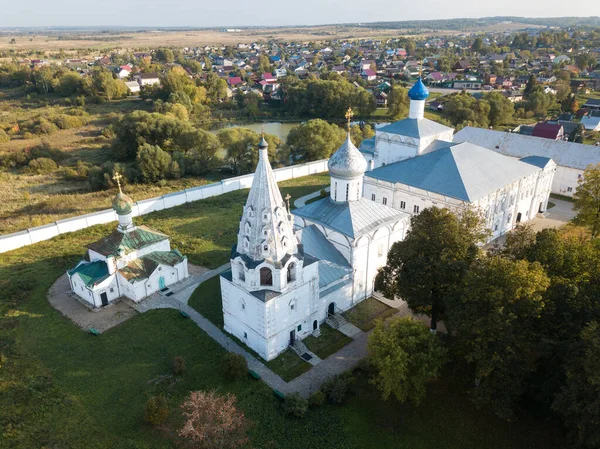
{"left": 291, "top": 339, "right": 308, "bottom": 356}
{"left": 311, "top": 328, "right": 321, "bottom": 338}
{"left": 326, "top": 313, "right": 348, "bottom": 330}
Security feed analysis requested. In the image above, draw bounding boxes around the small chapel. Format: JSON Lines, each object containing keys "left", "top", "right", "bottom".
{"left": 220, "top": 113, "right": 410, "bottom": 361}
{"left": 67, "top": 174, "right": 189, "bottom": 308}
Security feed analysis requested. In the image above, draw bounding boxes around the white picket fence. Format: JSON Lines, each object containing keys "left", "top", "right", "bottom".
{"left": 0, "top": 159, "right": 329, "bottom": 254}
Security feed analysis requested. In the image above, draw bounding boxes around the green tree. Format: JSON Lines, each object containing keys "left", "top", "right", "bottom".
{"left": 136, "top": 144, "right": 172, "bottom": 182}
{"left": 58, "top": 71, "right": 84, "bottom": 96}
{"left": 524, "top": 74, "right": 538, "bottom": 96}
{"left": 368, "top": 317, "right": 446, "bottom": 405}
{"left": 379, "top": 207, "right": 488, "bottom": 331}
{"left": 154, "top": 48, "right": 174, "bottom": 63}
{"left": 93, "top": 70, "right": 128, "bottom": 101}
{"left": 161, "top": 66, "right": 207, "bottom": 104}
{"left": 350, "top": 124, "right": 374, "bottom": 148}
{"left": 387, "top": 85, "right": 409, "bottom": 120}
{"left": 553, "top": 321, "right": 600, "bottom": 449}
{"left": 484, "top": 91, "right": 515, "bottom": 127}
{"left": 32, "top": 66, "right": 57, "bottom": 94}
{"left": 446, "top": 256, "right": 549, "bottom": 418}
{"left": 258, "top": 54, "right": 271, "bottom": 73}
{"left": 286, "top": 119, "right": 346, "bottom": 163}
{"left": 217, "top": 128, "right": 278, "bottom": 174}
{"left": 573, "top": 164, "right": 600, "bottom": 238}
{"left": 176, "top": 128, "right": 220, "bottom": 174}
{"left": 443, "top": 92, "right": 491, "bottom": 127}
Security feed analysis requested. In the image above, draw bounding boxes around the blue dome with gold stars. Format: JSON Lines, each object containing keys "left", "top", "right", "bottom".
{"left": 408, "top": 77, "right": 429, "bottom": 101}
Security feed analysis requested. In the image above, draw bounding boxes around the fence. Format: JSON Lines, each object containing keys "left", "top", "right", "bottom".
{"left": 0, "top": 159, "right": 329, "bottom": 254}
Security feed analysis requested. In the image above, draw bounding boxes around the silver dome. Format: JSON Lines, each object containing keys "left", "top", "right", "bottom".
{"left": 328, "top": 133, "right": 368, "bottom": 179}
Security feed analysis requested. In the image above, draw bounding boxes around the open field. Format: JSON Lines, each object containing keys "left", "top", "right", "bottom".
{"left": 0, "top": 172, "right": 566, "bottom": 449}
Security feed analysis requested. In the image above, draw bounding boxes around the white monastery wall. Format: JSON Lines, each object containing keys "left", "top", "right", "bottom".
{"left": 0, "top": 159, "right": 329, "bottom": 254}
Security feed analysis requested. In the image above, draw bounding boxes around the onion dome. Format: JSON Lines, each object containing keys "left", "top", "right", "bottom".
{"left": 408, "top": 77, "right": 429, "bottom": 101}
{"left": 258, "top": 135, "right": 269, "bottom": 149}
{"left": 112, "top": 191, "right": 134, "bottom": 215}
{"left": 328, "top": 133, "right": 368, "bottom": 179}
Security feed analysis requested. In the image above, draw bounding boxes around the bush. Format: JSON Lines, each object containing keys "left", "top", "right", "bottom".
{"left": 321, "top": 373, "right": 354, "bottom": 404}
{"left": 53, "top": 114, "right": 84, "bottom": 130}
{"left": 144, "top": 396, "right": 169, "bottom": 426}
{"left": 35, "top": 119, "right": 58, "bottom": 135}
{"left": 221, "top": 353, "right": 248, "bottom": 381}
{"left": 0, "top": 129, "right": 9, "bottom": 143}
{"left": 136, "top": 144, "right": 172, "bottom": 182}
{"left": 281, "top": 392, "right": 308, "bottom": 418}
{"left": 173, "top": 356, "right": 186, "bottom": 375}
{"left": 308, "top": 390, "right": 325, "bottom": 408}
{"left": 22, "top": 132, "right": 34, "bottom": 140}
{"left": 27, "top": 157, "right": 58, "bottom": 174}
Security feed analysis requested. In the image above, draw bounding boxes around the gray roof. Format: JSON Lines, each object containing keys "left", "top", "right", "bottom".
{"left": 328, "top": 133, "right": 368, "bottom": 179}
{"left": 520, "top": 155, "right": 554, "bottom": 169}
{"left": 296, "top": 225, "right": 352, "bottom": 289}
{"left": 454, "top": 126, "right": 600, "bottom": 171}
{"left": 378, "top": 118, "right": 453, "bottom": 139}
{"left": 366, "top": 141, "right": 543, "bottom": 202}
{"left": 358, "top": 136, "right": 376, "bottom": 156}
{"left": 294, "top": 197, "right": 409, "bottom": 239}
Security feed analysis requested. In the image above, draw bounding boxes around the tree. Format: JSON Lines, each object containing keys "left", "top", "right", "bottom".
{"left": 175, "top": 128, "right": 220, "bottom": 173}
{"left": 58, "top": 71, "right": 84, "bottom": 96}
{"left": 553, "top": 321, "right": 600, "bottom": 449}
{"left": 378, "top": 207, "right": 488, "bottom": 331}
{"left": 443, "top": 92, "right": 491, "bottom": 128}
{"left": 286, "top": 119, "right": 346, "bottom": 163}
{"left": 179, "top": 390, "right": 249, "bottom": 449}
{"left": 484, "top": 91, "right": 515, "bottom": 127}
{"left": 446, "top": 256, "right": 549, "bottom": 417}
{"left": 368, "top": 317, "right": 446, "bottom": 405}
{"left": 525, "top": 89, "right": 556, "bottom": 117}
{"left": 258, "top": 54, "right": 271, "bottom": 73}
{"left": 154, "top": 48, "right": 174, "bottom": 63}
{"left": 350, "top": 124, "right": 374, "bottom": 148}
{"left": 573, "top": 164, "right": 600, "bottom": 238}
{"left": 203, "top": 72, "right": 228, "bottom": 104}
{"left": 387, "top": 85, "right": 409, "bottom": 120}
{"left": 136, "top": 144, "right": 172, "bottom": 182}
{"left": 93, "top": 70, "right": 128, "bottom": 101}
{"left": 524, "top": 74, "right": 538, "bottom": 96}
{"left": 32, "top": 66, "right": 56, "bottom": 94}
{"left": 217, "top": 127, "right": 278, "bottom": 174}
{"left": 144, "top": 396, "right": 169, "bottom": 426}
{"left": 161, "top": 66, "right": 207, "bottom": 104}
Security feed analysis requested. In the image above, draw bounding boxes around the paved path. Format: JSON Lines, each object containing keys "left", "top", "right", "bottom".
{"left": 294, "top": 187, "right": 329, "bottom": 209}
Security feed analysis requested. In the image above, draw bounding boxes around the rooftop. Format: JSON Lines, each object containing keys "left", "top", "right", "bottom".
{"left": 87, "top": 226, "right": 168, "bottom": 257}
{"left": 378, "top": 118, "right": 453, "bottom": 139}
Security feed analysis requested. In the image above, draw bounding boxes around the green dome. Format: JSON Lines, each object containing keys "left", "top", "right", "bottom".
{"left": 112, "top": 191, "right": 134, "bottom": 215}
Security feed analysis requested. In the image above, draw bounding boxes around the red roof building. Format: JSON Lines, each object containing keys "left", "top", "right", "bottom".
{"left": 532, "top": 122, "right": 565, "bottom": 140}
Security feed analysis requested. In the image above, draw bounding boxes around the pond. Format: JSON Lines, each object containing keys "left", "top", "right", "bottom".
{"left": 211, "top": 122, "right": 303, "bottom": 142}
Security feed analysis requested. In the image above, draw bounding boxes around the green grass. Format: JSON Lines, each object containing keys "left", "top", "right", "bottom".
{"left": 303, "top": 324, "right": 353, "bottom": 359}
{"left": 547, "top": 201, "right": 556, "bottom": 209}
{"left": 344, "top": 297, "right": 398, "bottom": 332}
{"left": 550, "top": 193, "right": 575, "bottom": 203}
{"left": 0, "top": 173, "right": 565, "bottom": 449}
{"left": 264, "top": 349, "right": 312, "bottom": 382}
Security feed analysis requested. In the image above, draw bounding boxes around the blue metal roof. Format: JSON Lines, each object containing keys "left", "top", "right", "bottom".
{"left": 294, "top": 197, "right": 409, "bottom": 239}
{"left": 366, "top": 141, "right": 542, "bottom": 202}
{"left": 378, "top": 118, "right": 453, "bottom": 139}
{"left": 520, "top": 155, "right": 553, "bottom": 169}
{"left": 408, "top": 77, "right": 429, "bottom": 100}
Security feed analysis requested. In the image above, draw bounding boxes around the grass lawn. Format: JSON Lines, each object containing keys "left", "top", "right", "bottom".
{"left": 547, "top": 201, "right": 556, "bottom": 209}
{"left": 0, "top": 173, "right": 565, "bottom": 449}
{"left": 303, "top": 324, "right": 353, "bottom": 359}
{"left": 344, "top": 297, "right": 398, "bottom": 331}
{"left": 550, "top": 192, "right": 575, "bottom": 203}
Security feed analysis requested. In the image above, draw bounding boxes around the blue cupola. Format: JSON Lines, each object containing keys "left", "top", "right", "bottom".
{"left": 408, "top": 77, "right": 429, "bottom": 101}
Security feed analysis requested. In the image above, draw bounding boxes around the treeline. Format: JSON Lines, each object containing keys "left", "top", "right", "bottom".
{"left": 373, "top": 206, "right": 600, "bottom": 448}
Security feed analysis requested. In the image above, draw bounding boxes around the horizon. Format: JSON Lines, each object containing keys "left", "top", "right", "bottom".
{"left": 1, "top": 0, "right": 598, "bottom": 29}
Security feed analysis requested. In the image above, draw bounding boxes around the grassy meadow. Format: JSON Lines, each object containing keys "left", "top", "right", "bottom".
{"left": 0, "top": 172, "right": 566, "bottom": 449}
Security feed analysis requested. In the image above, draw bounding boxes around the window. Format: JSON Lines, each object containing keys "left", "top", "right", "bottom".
{"left": 567, "top": 187, "right": 573, "bottom": 192}
{"left": 297, "top": 324, "right": 302, "bottom": 332}
{"left": 263, "top": 245, "right": 268, "bottom": 251}
{"left": 346, "top": 184, "right": 349, "bottom": 201}
{"left": 383, "top": 197, "right": 387, "bottom": 205}
{"left": 413, "top": 205, "right": 420, "bottom": 213}
{"left": 244, "top": 332, "right": 248, "bottom": 339}
{"left": 260, "top": 267, "right": 273, "bottom": 286}
{"left": 334, "top": 182, "right": 337, "bottom": 201}
{"left": 287, "top": 263, "right": 296, "bottom": 282}
{"left": 290, "top": 303, "right": 295, "bottom": 310}
{"left": 400, "top": 201, "right": 406, "bottom": 210}
{"left": 238, "top": 265, "right": 245, "bottom": 281}
{"left": 371, "top": 193, "right": 376, "bottom": 201}
{"left": 110, "top": 287, "right": 114, "bottom": 293}
{"left": 158, "top": 267, "right": 162, "bottom": 271}
{"left": 241, "top": 301, "right": 245, "bottom": 310}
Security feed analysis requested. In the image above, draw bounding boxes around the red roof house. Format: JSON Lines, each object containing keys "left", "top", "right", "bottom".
{"left": 532, "top": 122, "right": 564, "bottom": 140}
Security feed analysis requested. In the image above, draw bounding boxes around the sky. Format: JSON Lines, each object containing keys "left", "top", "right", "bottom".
{"left": 0, "top": 0, "right": 597, "bottom": 28}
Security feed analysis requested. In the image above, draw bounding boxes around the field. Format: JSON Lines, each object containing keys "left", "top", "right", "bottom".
{"left": 0, "top": 172, "right": 566, "bottom": 449}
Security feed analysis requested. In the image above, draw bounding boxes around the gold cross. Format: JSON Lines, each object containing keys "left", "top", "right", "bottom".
{"left": 112, "top": 172, "right": 123, "bottom": 193}
{"left": 285, "top": 193, "right": 291, "bottom": 213}
{"left": 345, "top": 107, "right": 354, "bottom": 131}
{"left": 261, "top": 125, "right": 265, "bottom": 138}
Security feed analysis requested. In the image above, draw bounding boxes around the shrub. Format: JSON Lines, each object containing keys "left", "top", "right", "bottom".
{"left": 0, "top": 129, "right": 9, "bottom": 143}
{"left": 22, "top": 132, "right": 34, "bottom": 140}
{"left": 53, "top": 114, "right": 84, "bottom": 130}
{"left": 144, "top": 396, "right": 169, "bottom": 426}
{"left": 281, "top": 392, "right": 308, "bottom": 418}
{"left": 321, "top": 373, "right": 354, "bottom": 404}
{"left": 27, "top": 157, "right": 57, "bottom": 174}
{"left": 173, "top": 356, "right": 186, "bottom": 375}
{"left": 308, "top": 390, "right": 325, "bottom": 408}
{"left": 221, "top": 353, "right": 248, "bottom": 381}
{"left": 35, "top": 119, "right": 58, "bottom": 135}
{"left": 136, "top": 144, "right": 172, "bottom": 182}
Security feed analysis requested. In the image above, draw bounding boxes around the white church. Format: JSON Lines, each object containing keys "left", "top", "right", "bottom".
{"left": 360, "top": 78, "right": 556, "bottom": 241}
{"left": 220, "top": 123, "right": 410, "bottom": 361}
{"left": 67, "top": 175, "right": 189, "bottom": 308}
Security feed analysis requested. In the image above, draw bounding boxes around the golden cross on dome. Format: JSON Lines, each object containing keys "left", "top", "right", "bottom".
{"left": 261, "top": 125, "right": 265, "bottom": 138}
{"left": 419, "top": 60, "right": 423, "bottom": 77}
{"left": 284, "top": 193, "right": 291, "bottom": 213}
{"left": 345, "top": 107, "right": 354, "bottom": 131}
{"left": 112, "top": 172, "right": 123, "bottom": 193}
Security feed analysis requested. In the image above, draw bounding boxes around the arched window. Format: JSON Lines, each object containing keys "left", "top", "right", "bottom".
{"left": 287, "top": 262, "right": 296, "bottom": 282}
{"left": 260, "top": 267, "right": 273, "bottom": 286}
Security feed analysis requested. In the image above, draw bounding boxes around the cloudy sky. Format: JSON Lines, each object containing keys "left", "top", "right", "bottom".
{"left": 1, "top": 0, "right": 596, "bottom": 28}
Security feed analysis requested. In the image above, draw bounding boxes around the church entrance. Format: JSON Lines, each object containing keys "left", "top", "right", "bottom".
{"left": 159, "top": 276, "right": 166, "bottom": 290}
{"left": 313, "top": 320, "right": 318, "bottom": 331}
{"left": 539, "top": 202, "right": 544, "bottom": 213}
{"left": 328, "top": 302, "right": 335, "bottom": 316}
{"left": 100, "top": 292, "right": 108, "bottom": 307}
{"left": 289, "top": 329, "right": 296, "bottom": 346}
{"left": 516, "top": 213, "right": 522, "bottom": 223}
